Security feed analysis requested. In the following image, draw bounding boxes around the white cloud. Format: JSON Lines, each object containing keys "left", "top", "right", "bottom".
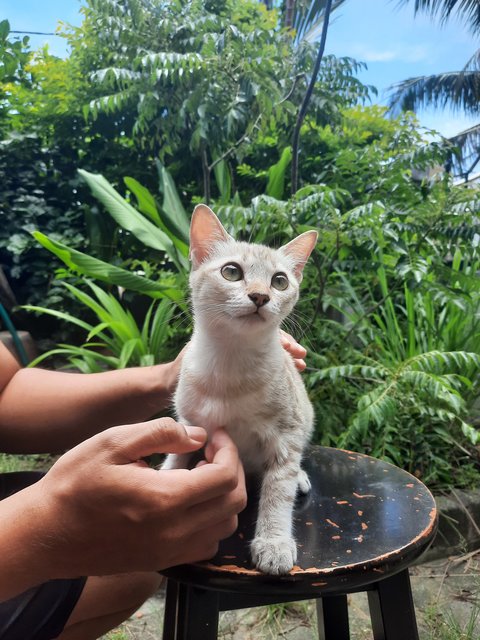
{"left": 417, "top": 112, "right": 479, "bottom": 138}
{"left": 341, "top": 43, "right": 430, "bottom": 64}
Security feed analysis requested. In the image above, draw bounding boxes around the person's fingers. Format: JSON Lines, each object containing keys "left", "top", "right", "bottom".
{"left": 188, "top": 481, "right": 246, "bottom": 530}
{"left": 279, "top": 329, "right": 307, "bottom": 358}
{"left": 169, "top": 517, "right": 240, "bottom": 566}
{"left": 97, "top": 419, "right": 207, "bottom": 464}
{"left": 295, "top": 358, "right": 306, "bottom": 372}
{"left": 203, "top": 428, "right": 239, "bottom": 464}
{"left": 177, "top": 431, "right": 245, "bottom": 507}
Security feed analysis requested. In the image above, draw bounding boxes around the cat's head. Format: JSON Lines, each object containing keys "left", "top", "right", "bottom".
{"left": 188, "top": 204, "right": 317, "bottom": 334}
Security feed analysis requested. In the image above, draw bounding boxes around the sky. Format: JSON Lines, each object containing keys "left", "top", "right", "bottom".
{"left": 3, "top": 0, "right": 479, "bottom": 138}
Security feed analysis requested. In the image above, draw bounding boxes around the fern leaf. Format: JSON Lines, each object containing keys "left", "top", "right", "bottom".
{"left": 313, "top": 364, "right": 387, "bottom": 382}
{"left": 406, "top": 350, "right": 480, "bottom": 374}
{"left": 355, "top": 383, "right": 398, "bottom": 428}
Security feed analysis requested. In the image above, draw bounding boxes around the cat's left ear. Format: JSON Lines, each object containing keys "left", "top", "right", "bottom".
{"left": 280, "top": 230, "right": 318, "bottom": 282}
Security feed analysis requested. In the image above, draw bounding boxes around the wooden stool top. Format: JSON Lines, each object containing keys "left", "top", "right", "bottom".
{"left": 163, "top": 446, "right": 437, "bottom": 596}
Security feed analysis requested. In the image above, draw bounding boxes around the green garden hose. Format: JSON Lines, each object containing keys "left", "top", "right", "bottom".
{"left": 0, "top": 302, "right": 29, "bottom": 366}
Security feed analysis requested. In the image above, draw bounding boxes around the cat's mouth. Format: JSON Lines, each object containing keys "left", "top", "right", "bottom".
{"left": 240, "top": 309, "right": 267, "bottom": 322}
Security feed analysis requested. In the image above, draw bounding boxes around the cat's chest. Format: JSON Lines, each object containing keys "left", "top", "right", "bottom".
{"left": 175, "top": 374, "right": 264, "bottom": 429}
{"left": 174, "top": 372, "right": 280, "bottom": 470}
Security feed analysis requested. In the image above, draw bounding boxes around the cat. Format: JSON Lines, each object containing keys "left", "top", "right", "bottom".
{"left": 162, "top": 204, "right": 317, "bottom": 575}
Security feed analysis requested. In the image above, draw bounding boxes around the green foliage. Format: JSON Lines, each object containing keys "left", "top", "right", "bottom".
{"left": 26, "top": 281, "right": 176, "bottom": 372}
{"left": 312, "top": 351, "right": 479, "bottom": 483}
{"left": 391, "top": 1, "right": 480, "bottom": 177}
{"left": 0, "top": 132, "right": 88, "bottom": 326}
{"left": 0, "top": 21, "right": 31, "bottom": 136}
{"left": 32, "top": 231, "right": 178, "bottom": 300}
{"left": 2, "top": 0, "right": 480, "bottom": 490}
{"left": 29, "top": 131, "right": 480, "bottom": 489}
{"left": 79, "top": 0, "right": 292, "bottom": 160}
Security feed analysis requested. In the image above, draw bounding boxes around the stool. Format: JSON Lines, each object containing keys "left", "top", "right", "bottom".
{"left": 161, "top": 446, "right": 437, "bottom": 639}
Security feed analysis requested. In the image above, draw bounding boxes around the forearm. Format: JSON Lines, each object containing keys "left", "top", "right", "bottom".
{"left": 0, "top": 484, "right": 56, "bottom": 600}
{"left": 0, "top": 364, "right": 176, "bottom": 453}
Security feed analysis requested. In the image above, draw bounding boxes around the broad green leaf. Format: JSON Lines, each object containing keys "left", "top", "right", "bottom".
{"left": 23, "top": 305, "right": 95, "bottom": 334}
{"left": 156, "top": 160, "right": 190, "bottom": 245}
{"left": 213, "top": 159, "right": 232, "bottom": 204}
{"left": 32, "top": 231, "right": 181, "bottom": 300}
{"left": 124, "top": 176, "right": 162, "bottom": 225}
{"left": 79, "top": 169, "right": 185, "bottom": 270}
{"left": 266, "top": 147, "right": 292, "bottom": 200}
{"left": 119, "top": 339, "right": 142, "bottom": 368}
{"left": 0, "top": 20, "right": 10, "bottom": 40}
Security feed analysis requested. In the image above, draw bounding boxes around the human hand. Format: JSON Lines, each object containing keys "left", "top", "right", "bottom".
{"left": 30, "top": 419, "right": 246, "bottom": 579}
{"left": 279, "top": 329, "right": 307, "bottom": 371}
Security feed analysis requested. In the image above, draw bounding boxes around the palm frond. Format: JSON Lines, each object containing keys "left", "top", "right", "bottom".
{"left": 293, "top": 0, "right": 347, "bottom": 43}
{"left": 448, "top": 122, "right": 480, "bottom": 178}
{"left": 389, "top": 70, "right": 480, "bottom": 115}
{"left": 462, "top": 46, "right": 480, "bottom": 73}
{"left": 397, "top": 0, "right": 480, "bottom": 35}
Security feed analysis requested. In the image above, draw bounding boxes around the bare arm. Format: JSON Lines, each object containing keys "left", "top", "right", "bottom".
{"left": 0, "top": 343, "right": 182, "bottom": 453}
{"left": 0, "top": 422, "right": 246, "bottom": 600}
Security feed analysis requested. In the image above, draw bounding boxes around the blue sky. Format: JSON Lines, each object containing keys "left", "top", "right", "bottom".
{"left": 3, "top": 0, "right": 479, "bottom": 138}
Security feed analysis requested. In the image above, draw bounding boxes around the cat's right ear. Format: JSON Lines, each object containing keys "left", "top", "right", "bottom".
{"left": 189, "top": 204, "right": 233, "bottom": 269}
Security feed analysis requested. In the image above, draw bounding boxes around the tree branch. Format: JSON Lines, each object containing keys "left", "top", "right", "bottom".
{"left": 291, "top": 0, "right": 333, "bottom": 194}
{"left": 208, "top": 113, "right": 262, "bottom": 173}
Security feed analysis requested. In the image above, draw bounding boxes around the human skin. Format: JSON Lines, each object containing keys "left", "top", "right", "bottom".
{"left": 0, "top": 421, "right": 246, "bottom": 600}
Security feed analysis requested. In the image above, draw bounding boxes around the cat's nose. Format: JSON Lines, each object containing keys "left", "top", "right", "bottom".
{"left": 248, "top": 292, "right": 270, "bottom": 308}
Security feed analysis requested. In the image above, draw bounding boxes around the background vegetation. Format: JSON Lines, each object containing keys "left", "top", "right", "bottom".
{"left": 1, "top": 0, "right": 479, "bottom": 491}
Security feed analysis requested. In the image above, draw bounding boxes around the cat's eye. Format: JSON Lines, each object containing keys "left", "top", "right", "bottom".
{"left": 221, "top": 263, "right": 243, "bottom": 282}
{"left": 271, "top": 272, "right": 289, "bottom": 291}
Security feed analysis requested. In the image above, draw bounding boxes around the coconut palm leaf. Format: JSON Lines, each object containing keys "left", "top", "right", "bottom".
{"left": 389, "top": 69, "right": 480, "bottom": 115}
{"left": 448, "top": 122, "right": 480, "bottom": 178}
{"left": 389, "top": 37, "right": 480, "bottom": 177}
{"left": 397, "top": 0, "right": 480, "bottom": 35}
{"left": 292, "top": 0, "right": 346, "bottom": 43}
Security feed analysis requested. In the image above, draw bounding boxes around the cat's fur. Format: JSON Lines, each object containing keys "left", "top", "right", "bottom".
{"left": 162, "top": 205, "right": 317, "bottom": 575}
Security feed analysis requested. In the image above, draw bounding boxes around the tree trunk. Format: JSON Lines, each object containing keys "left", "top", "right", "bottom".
{"left": 285, "top": 0, "right": 296, "bottom": 29}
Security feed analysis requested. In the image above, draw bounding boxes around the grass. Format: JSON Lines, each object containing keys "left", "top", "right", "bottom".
{"left": 101, "top": 631, "right": 130, "bottom": 640}
{"left": 424, "top": 603, "right": 480, "bottom": 640}
{"left": 0, "top": 453, "right": 53, "bottom": 473}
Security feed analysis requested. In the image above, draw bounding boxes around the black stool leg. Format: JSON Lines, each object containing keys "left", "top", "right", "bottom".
{"left": 163, "top": 579, "right": 180, "bottom": 640}
{"left": 317, "top": 595, "right": 349, "bottom": 640}
{"left": 166, "top": 584, "right": 220, "bottom": 640}
{"left": 367, "top": 569, "right": 419, "bottom": 640}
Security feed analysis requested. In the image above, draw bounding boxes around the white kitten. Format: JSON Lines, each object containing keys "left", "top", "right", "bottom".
{"left": 163, "top": 204, "right": 317, "bottom": 575}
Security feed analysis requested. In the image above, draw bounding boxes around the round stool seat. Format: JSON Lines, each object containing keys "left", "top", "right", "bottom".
{"left": 164, "top": 446, "right": 437, "bottom": 596}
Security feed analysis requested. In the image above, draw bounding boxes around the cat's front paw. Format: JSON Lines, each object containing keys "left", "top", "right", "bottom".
{"left": 297, "top": 469, "right": 311, "bottom": 494}
{"left": 250, "top": 536, "right": 297, "bottom": 575}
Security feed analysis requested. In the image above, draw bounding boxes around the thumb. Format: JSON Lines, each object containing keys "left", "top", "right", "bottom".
{"left": 98, "top": 418, "right": 206, "bottom": 464}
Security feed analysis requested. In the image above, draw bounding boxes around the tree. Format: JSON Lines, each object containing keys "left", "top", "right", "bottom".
{"left": 0, "top": 21, "right": 31, "bottom": 137}
{"left": 79, "top": 0, "right": 297, "bottom": 201}
{"left": 390, "top": 0, "right": 480, "bottom": 179}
